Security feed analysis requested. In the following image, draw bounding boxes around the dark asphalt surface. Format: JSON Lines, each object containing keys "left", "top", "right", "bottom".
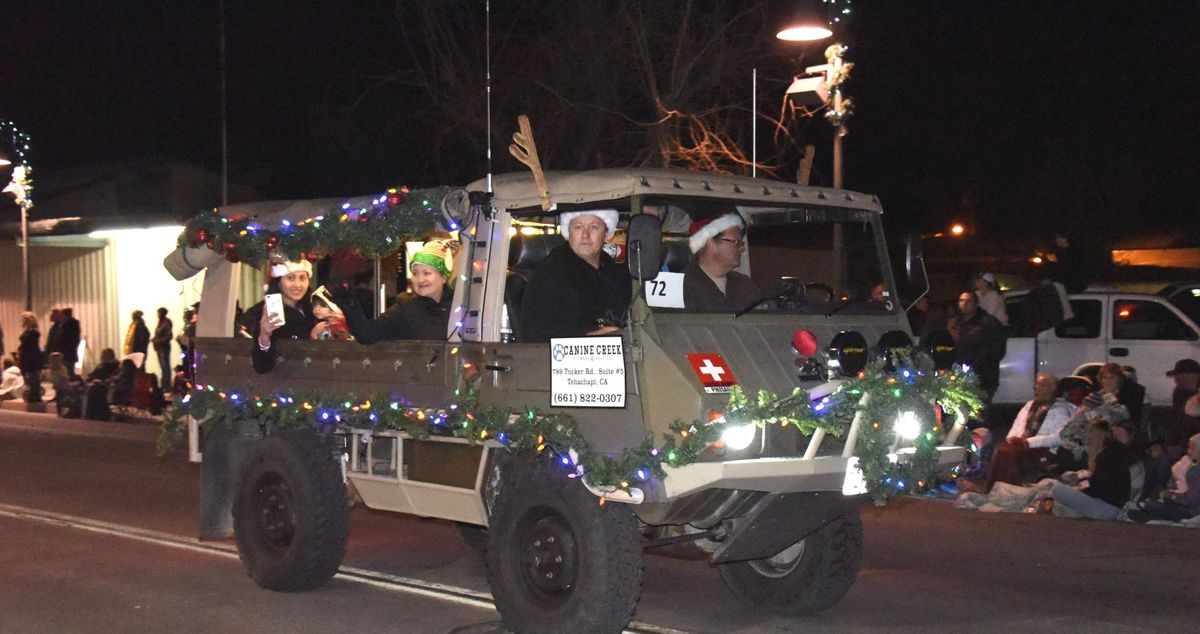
{"left": 1, "top": 410, "right": 1198, "bottom": 633}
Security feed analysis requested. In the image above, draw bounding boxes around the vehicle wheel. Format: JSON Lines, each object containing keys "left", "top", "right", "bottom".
{"left": 486, "top": 456, "right": 644, "bottom": 634}
{"left": 232, "top": 430, "right": 348, "bottom": 591}
{"left": 717, "top": 507, "right": 862, "bottom": 615}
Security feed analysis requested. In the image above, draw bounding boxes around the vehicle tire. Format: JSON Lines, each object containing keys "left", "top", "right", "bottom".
{"left": 485, "top": 456, "right": 644, "bottom": 634}
{"left": 232, "top": 430, "right": 348, "bottom": 592}
{"left": 717, "top": 507, "right": 862, "bottom": 615}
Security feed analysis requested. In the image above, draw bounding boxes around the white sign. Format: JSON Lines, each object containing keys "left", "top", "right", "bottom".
{"left": 842, "top": 457, "right": 867, "bottom": 496}
{"left": 550, "top": 336, "right": 626, "bottom": 408}
{"left": 644, "top": 271, "right": 685, "bottom": 308}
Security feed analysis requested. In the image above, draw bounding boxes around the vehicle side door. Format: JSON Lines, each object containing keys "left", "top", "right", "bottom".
{"left": 1108, "top": 295, "right": 1200, "bottom": 406}
{"left": 1036, "top": 296, "right": 1107, "bottom": 382}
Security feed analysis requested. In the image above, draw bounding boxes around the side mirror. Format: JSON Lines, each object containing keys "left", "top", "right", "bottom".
{"left": 626, "top": 214, "right": 662, "bottom": 282}
{"left": 904, "top": 233, "right": 930, "bottom": 311}
{"left": 905, "top": 233, "right": 924, "bottom": 283}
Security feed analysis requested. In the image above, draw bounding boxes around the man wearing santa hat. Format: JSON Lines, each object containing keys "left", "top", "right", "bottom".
{"left": 519, "top": 209, "right": 630, "bottom": 342}
{"left": 683, "top": 212, "right": 759, "bottom": 311}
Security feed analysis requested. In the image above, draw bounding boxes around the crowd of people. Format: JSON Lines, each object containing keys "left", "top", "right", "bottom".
{"left": 1, "top": 305, "right": 197, "bottom": 421}
{"left": 955, "top": 361, "right": 1200, "bottom": 524}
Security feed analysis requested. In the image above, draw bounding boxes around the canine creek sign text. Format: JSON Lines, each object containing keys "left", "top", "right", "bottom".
{"left": 549, "top": 337, "right": 626, "bottom": 407}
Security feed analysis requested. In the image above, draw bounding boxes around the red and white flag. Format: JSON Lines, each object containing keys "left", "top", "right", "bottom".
{"left": 686, "top": 353, "right": 738, "bottom": 393}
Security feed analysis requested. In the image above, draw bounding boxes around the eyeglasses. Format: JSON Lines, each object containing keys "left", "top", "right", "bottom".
{"left": 713, "top": 237, "right": 745, "bottom": 247}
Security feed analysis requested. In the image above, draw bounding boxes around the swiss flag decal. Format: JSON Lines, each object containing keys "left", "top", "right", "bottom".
{"left": 686, "top": 353, "right": 738, "bottom": 393}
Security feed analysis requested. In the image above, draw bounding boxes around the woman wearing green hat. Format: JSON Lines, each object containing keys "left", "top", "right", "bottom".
{"left": 334, "top": 239, "right": 458, "bottom": 342}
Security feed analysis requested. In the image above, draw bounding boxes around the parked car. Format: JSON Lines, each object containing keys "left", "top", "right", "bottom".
{"left": 996, "top": 289, "right": 1200, "bottom": 407}
{"left": 1160, "top": 282, "right": 1200, "bottom": 327}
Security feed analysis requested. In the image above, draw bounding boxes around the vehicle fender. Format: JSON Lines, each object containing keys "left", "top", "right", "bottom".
{"left": 711, "top": 491, "right": 862, "bottom": 564}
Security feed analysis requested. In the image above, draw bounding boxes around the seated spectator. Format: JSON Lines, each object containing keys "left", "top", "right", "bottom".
{"left": 334, "top": 240, "right": 458, "bottom": 343}
{"left": 1168, "top": 450, "right": 1193, "bottom": 497}
{"left": 108, "top": 359, "right": 138, "bottom": 408}
{"left": 974, "top": 372, "right": 1074, "bottom": 492}
{"left": 1056, "top": 375, "right": 1110, "bottom": 471}
{"left": 0, "top": 358, "right": 25, "bottom": 400}
{"left": 1164, "top": 359, "right": 1200, "bottom": 448}
{"left": 309, "top": 286, "right": 353, "bottom": 341}
{"left": 1097, "top": 362, "right": 1145, "bottom": 433}
{"left": 682, "top": 212, "right": 758, "bottom": 311}
{"left": 87, "top": 348, "right": 120, "bottom": 383}
{"left": 1129, "top": 432, "right": 1200, "bottom": 523}
{"left": 1050, "top": 418, "right": 1139, "bottom": 520}
{"left": 47, "top": 352, "right": 84, "bottom": 418}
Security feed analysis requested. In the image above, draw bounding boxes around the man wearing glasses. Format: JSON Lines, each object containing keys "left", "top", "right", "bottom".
{"left": 683, "top": 212, "right": 759, "bottom": 311}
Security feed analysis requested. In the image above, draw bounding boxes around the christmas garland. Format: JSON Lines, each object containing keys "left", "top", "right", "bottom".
{"left": 176, "top": 185, "right": 452, "bottom": 266}
{"left": 159, "top": 349, "right": 983, "bottom": 504}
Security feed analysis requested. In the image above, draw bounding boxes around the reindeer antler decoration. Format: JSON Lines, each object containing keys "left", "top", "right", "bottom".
{"left": 508, "top": 115, "right": 555, "bottom": 212}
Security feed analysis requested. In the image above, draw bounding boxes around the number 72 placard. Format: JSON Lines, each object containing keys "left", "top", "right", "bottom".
{"left": 644, "top": 271, "right": 685, "bottom": 308}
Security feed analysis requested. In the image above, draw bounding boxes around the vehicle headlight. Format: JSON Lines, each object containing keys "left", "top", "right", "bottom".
{"left": 894, "top": 411, "right": 921, "bottom": 441}
{"left": 721, "top": 423, "right": 758, "bottom": 451}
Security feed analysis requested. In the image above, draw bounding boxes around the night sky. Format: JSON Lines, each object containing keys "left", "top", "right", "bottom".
{"left": 2, "top": 1, "right": 1197, "bottom": 251}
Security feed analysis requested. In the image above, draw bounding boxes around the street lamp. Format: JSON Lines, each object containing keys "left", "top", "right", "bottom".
{"left": 775, "top": 1, "right": 833, "bottom": 41}
{"left": 753, "top": 5, "right": 833, "bottom": 178}
{"left": 785, "top": 43, "right": 853, "bottom": 188}
{"left": 784, "top": 42, "right": 853, "bottom": 292}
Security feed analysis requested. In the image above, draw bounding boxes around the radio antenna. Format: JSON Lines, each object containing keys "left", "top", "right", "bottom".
{"left": 485, "top": 0, "right": 493, "bottom": 193}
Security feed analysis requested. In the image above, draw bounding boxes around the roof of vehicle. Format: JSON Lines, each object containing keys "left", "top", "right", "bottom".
{"left": 466, "top": 169, "right": 883, "bottom": 214}
{"left": 202, "top": 169, "right": 882, "bottom": 226}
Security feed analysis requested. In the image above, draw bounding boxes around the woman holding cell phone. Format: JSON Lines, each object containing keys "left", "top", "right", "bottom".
{"left": 245, "top": 258, "right": 315, "bottom": 374}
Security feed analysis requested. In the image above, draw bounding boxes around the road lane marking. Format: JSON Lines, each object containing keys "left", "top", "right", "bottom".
{"left": 0, "top": 503, "right": 688, "bottom": 634}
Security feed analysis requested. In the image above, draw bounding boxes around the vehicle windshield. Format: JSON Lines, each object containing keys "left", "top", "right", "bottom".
{"left": 642, "top": 197, "right": 895, "bottom": 315}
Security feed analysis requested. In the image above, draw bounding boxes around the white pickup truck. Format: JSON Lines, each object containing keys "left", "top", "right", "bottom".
{"left": 994, "top": 289, "right": 1200, "bottom": 407}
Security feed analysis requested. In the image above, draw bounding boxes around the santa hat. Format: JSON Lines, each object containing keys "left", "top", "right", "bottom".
{"left": 309, "top": 285, "right": 344, "bottom": 317}
{"left": 409, "top": 239, "right": 459, "bottom": 278}
{"left": 559, "top": 209, "right": 618, "bottom": 239}
{"left": 689, "top": 213, "right": 745, "bottom": 254}
{"left": 269, "top": 258, "right": 313, "bottom": 278}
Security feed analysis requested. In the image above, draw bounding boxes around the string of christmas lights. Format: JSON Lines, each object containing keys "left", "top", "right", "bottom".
{"left": 1, "top": 120, "right": 32, "bottom": 165}
{"left": 160, "top": 349, "right": 983, "bottom": 504}
{"left": 176, "top": 185, "right": 454, "bottom": 265}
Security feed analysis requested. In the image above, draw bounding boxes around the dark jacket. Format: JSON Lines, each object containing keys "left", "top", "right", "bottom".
{"left": 59, "top": 317, "right": 81, "bottom": 363}
{"left": 18, "top": 328, "right": 42, "bottom": 373}
{"left": 1116, "top": 380, "right": 1146, "bottom": 428}
{"left": 45, "top": 322, "right": 62, "bottom": 357}
{"left": 1087, "top": 438, "right": 1136, "bottom": 508}
{"left": 682, "top": 261, "right": 759, "bottom": 312}
{"left": 519, "top": 244, "right": 631, "bottom": 342}
{"left": 130, "top": 320, "right": 151, "bottom": 356}
{"left": 153, "top": 317, "right": 174, "bottom": 350}
{"left": 243, "top": 300, "right": 315, "bottom": 374}
{"left": 87, "top": 360, "right": 120, "bottom": 383}
{"left": 336, "top": 286, "right": 452, "bottom": 343}
{"left": 947, "top": 309, "right": 1006, "bottom": 391}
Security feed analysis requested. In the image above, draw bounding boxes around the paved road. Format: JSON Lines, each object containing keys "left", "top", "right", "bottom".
{"left": 1, "top": 411, "right": 1197, "bottom": 633}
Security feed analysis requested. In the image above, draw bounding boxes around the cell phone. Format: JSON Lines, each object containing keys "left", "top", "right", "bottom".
{"left": 264, "top": 293, "right": 286, "bottom": 326}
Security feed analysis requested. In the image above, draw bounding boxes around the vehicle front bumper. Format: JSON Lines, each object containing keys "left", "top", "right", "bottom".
{"left": 659, "top": 445, "right": 966, "bottom": 499}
